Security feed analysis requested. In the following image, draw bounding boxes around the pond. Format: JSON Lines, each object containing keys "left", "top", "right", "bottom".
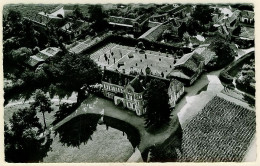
{"left": 43, "top": 114, "right": 140, "bottom": 162}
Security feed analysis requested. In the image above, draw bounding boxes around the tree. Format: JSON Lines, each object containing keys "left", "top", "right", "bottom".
{"left": 232, "top": 25, "right": 242, "bottom": 36}
{"left": 73, "top": 5, "right": 84, "bottom": 19}
{"left": 89, "top": 5, "right": 106, "bottom": 21}
{"left": 7, "top": 10, "right": 22, "bottom": 23}
{"left": 5, "top": 108, "right": 52, "bottom": 162}
{"left": 210, "top": 37, "right": 236, "bottom": 68}
{"left": 192, "top": 5, "right": 214, "bottom": 25}
{"left": 186, "top": 19, "right": 201, "bottom": 36}
{"left": 10, "top": 47, "right": 32, "bottom": 63}
{"left": 88, "top": 5, "right": 108, "bottom": 32}
{"left": 31, "top": 90, "right": 53, "bottom": 131}
{"left": 143, "top": 79, "right": 171, "bottom": 127}
{"left": 49, "top": 53, "right": 102, "bottom": 103}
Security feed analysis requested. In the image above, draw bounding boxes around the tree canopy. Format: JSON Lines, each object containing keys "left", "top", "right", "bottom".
{"left": 192, "top": 5, "right": 214, "bottom": 25}
{"left": 208, "top": 37, "right": 236, "bottom": 69}
{"left": 10, "top": 47, "right": 32, "bottom": 63}
{"left": 143, "top": 79, "right": 171, "bottom": 127}
{"left": 88, "top": 5, "right": 108, "bottom": 32}
{"left": 5, "top": 108, "right": 52, "bottom": 162}
{"left": 48, "top": 52, "right": 102, "bottom": 101}
{"left": 7, "top": 9, "right": 22, "bottom": 23}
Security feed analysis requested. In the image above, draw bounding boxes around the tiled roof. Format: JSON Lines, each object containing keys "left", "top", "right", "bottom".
{"left": 108, "top": 16, "right": 135, "bottom": 26}
{"left": 167, "top": 70, "right": 191, "bottom": 79}
{"left": 129, "top": 75, "right": 144, "bottom": 93}
{"left": 139, "top": 24, "right": 168, "bottom": 41}
{"left": 103, "top": 69, "right": 183, "bottom": 93}
{"left": 171, "top": 78, "right": 184, "bottom": 92}
{"left": 102, "top": 69, "right": 135, "bottom": 86}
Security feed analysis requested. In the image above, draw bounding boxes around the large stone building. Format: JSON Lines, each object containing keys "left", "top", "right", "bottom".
{"left": 102, "top": 69, "right": 184, "bottom": 116}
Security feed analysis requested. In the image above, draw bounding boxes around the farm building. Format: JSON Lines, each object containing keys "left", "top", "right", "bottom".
{"left": 167, "top": 45, "right": 215, "bottom": 85}
{"left": 102, "top": 69, "right": 184, "bottom": 116}
{"left": 240, "top": 10, "right": 254, "bottom": 25}
{"left": 108, "top": 14, "right": 149, "bottom": 34}
{"left": 61, "top": 20, "right": 90, "bottom": 39}
{"left": 27, "top": 47, "right": 62, "bottom": 69}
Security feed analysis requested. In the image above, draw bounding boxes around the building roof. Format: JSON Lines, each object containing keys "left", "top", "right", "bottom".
{"left": 27, "top": 55, "right": 44, "bottom": 67}
{"left": 174, "top": 47, "right": 206, "bottom": 67}
{"left": 102, "top": 69, "right": 135, "bottom": 87}
{"left": 169, "top": 47, "right": 207, "bottom": 80}
{"left": 61, "top": 20, "right": 89, "bottom": 33}
{"left": 103, "top": 69, "right": 183, "bottom": 93}
{"left": 167, "top": 70, "right": 191, "bottom": 79}
{"left": 36, "top": 47, "right": 61, "bottom": 60}
{"left": 241, "top": 10, "right": 254, "bottom": 19}
{"left": 170, "top": 78, "right": 184, "bottom": 92}
{"left": 129, "top": 75, "right": 144, "bottom": 93}
{"left": 108, "top": 16, "right": 135, "bottom": 26}
{"left": 138, "top": 23, "right": 168, "bottom": 41}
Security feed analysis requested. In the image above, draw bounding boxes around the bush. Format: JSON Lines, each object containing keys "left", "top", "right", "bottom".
{"left": 219, "top": 71, "right": 233, "bottom": 84}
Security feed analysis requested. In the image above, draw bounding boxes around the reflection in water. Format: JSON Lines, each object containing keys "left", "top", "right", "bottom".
{"left": 55, "top": 114, "right": 141, "bottom": 150}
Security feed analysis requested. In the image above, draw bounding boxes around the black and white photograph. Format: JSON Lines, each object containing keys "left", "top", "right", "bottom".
{"left": 1, "top": 0, "right": 257, "bottom": 164}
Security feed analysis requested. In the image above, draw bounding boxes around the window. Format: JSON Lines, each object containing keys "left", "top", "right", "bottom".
{"left": 133, "top": 104, "right": 135, "bottom": 109}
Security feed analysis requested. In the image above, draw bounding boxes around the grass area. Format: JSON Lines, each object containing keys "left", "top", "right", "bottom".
{"left": 3, "top": 4, "right": 91, "bottom": 19}
{"left": 239, "top": 26, "right": 254, "bottom": 40}
{"left": 179, "top": 96, "right": 255, "bottom": 162}
{"left": 44, "top": 115, "right": 134, "bottom": 162}
{"left": 4, "top": 100, "right": 59, "bottom": 128}
{"left": 3, "top": 4, "right": 58, "bottom": 18}
{"left": 196, "top": 84, "right": 208, "bottom": 95}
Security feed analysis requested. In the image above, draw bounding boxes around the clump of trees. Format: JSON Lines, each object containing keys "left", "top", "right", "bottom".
{"left": 192, "top": 5, "right": 214, "bottom": 26}
{"left": 5, "top": 107, "right": 52, "bottom": 162}
{"left": 88, "top": 5, "right": 109, "bottom": 33}
{"left": 207, "top": 37, "right": 236, "bottom": 69}
{"left": 47, "top": 52, "right": 102, "bottom": 103}
{"left": 143, "top": 79, "right": 171, "bottom": 128}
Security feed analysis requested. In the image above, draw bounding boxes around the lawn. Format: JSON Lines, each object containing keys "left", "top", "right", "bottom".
{"left": 3, "top": 4, "right": 58, "bottom": 18}
{"left": 44, "top": 118, "right": 134, "bottom": 162}
{"left": 3, "top": 4, "right": 91, "bottom": 19}
{"left": 4, "top": 100, "right": 59, "bottom": 128}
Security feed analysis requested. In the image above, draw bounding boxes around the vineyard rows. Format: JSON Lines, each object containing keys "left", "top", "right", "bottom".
{"left": 179, "top": 96, "right": 255, "bottom": 162}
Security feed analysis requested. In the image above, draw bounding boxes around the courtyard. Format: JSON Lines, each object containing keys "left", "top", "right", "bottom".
{"left": 89, "top": 43, "right": 175, "bottom": 78}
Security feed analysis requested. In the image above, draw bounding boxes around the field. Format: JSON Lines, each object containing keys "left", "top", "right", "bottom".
{"left": 89, "top": 43, "right": 175, "bottom": 77}
{"left": 44, "top": 121, "right": 134, "bottom": 162}
{"left": 3, "top": 4, "right": 58, "bottom": 18}
{"left": 3, "top": 4, "right": 91, "bottom": 19}
{"left": 179, "top": 96, "right": 255, "bottom": 162}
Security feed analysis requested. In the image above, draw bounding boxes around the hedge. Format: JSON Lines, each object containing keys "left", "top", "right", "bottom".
{"left": 219, "top": 51, "right": 254, "bottom": 85}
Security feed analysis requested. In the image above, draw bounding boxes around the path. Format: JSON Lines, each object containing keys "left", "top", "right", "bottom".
{"left": 171, "top": 68, "right": 224, "bottom": 117}
{"left": 51, "top": 94, "right": 181, "bottom": 153}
